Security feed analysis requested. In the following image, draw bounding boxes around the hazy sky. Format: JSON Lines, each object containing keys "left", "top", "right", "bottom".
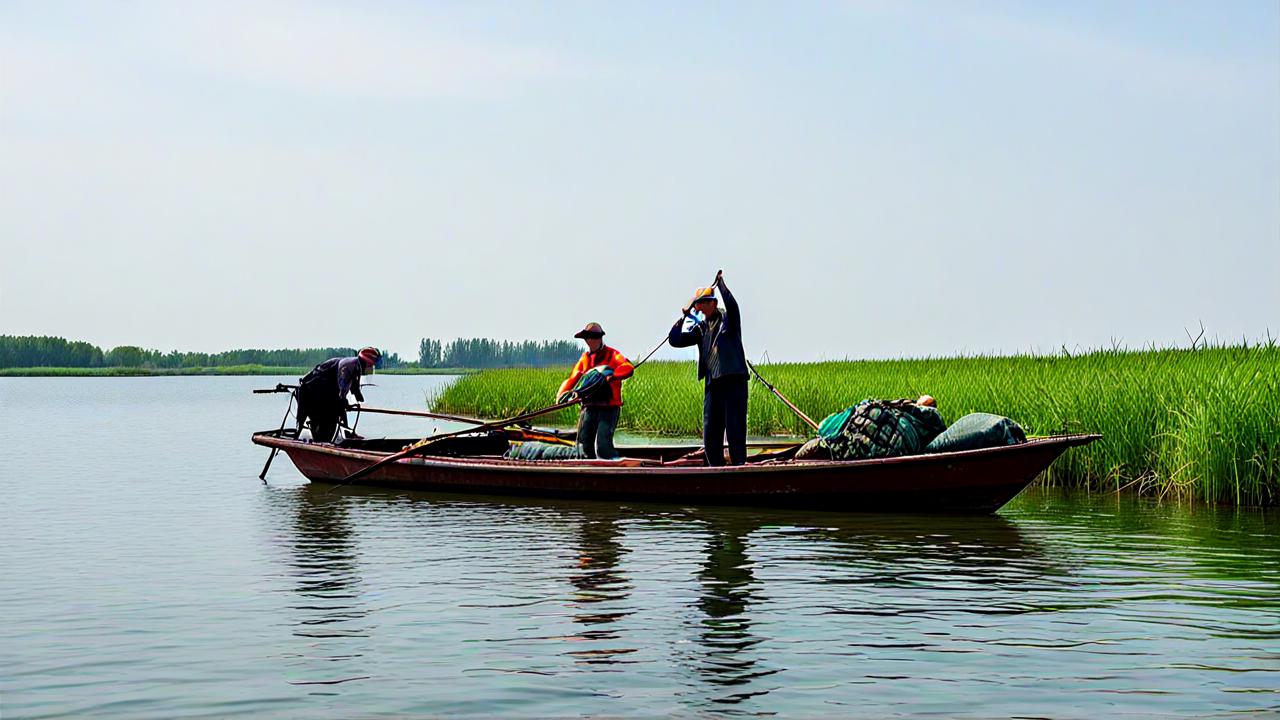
{"left": 2, "top": 1, "right": 1277, "bottom": 362}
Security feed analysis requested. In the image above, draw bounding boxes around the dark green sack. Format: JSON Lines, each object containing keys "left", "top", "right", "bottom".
{"left": 925, "top": 413, "right": 1026, "bottom": 454}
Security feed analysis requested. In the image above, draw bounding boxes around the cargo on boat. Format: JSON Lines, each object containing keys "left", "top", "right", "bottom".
{"left": 251, "top": 429, "right": 1100, "bottom": 514}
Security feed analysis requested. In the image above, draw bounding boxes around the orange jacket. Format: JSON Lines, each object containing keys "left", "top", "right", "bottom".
{"left": 557, "top": 345, "right": 635, "bottom": 407}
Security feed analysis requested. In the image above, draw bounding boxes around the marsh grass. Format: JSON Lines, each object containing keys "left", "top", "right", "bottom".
{"left": 433, "top": 343, "right": 1279, "bottom": 505}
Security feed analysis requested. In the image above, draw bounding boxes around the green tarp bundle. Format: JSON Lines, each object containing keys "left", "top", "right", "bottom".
{"left": 925, "top": 412, "right": 1026, "bottom": 453}
{"left": 504, "top": 441, "right": 585, "bottom": 461}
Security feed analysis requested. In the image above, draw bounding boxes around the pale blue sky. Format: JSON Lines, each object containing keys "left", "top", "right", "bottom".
{"left": 2, "top": 1, "right": 1277, "bottom": 361}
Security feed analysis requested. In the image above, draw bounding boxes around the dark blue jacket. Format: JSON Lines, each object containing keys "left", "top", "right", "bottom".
{"left": 669, "top": 282, "right": 748, "bottom": 381}
{"left": 300, "top": 356, "right": 365, "bottom": 403}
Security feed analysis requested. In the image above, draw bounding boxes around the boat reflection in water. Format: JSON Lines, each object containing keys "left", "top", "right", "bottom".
{"left": 687, "top": 518, "right": 779, "bottom": 704}
{"left": 262, "top": 484, "right": 372, "bottom": 687}
{"left": 563, "top": 516, "right": 637, "bottom": 664}
{"left": 260, "top": 483, "right": 1054, "bottom": 710}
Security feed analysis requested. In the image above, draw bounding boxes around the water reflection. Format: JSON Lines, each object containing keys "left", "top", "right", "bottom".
{"left": 264, "top": 485, "right": 369, "bottom": 683}
{"left": 254, "top": 484, "right": 1280, "bottom": 715}
{"left": 563, "top": 514, "right": 638, "bottom": 664}
{"left": 810, "top": 513, "right": 1057, "bottom": 588}
{"left": 568, "top": 516, "right": 631, "bottom": 623}
{"left": 691, "top": 517, "right": 779, "bottom": 705}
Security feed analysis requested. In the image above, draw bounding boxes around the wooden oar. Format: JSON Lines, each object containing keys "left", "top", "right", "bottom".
{"left": 335, "top": 396, "right": 588, "bottom": 486}
{"left": 677, "top": 268, "right": 818, "bottom": 431}
{"left": 632, "top": 270, "right": 723, "bottom": 370}
{"left": 353, "top": 404, "right": 576, "bottom": 446}
{"left": 353, "top": 405, "right": 490, "bottom": 426}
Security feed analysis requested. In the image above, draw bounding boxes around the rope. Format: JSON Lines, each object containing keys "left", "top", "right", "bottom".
{"left": 631, "top": 337, "right": 668, "bottom": 371}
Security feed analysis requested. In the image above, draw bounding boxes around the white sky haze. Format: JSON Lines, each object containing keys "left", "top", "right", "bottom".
{"left": 2, "top": 1, "right": 1277, "bottom": 361}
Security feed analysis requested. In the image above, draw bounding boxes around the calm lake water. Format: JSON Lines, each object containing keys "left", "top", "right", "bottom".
{"left": 2, "top": 376, "right": 1278, "bottom": 718}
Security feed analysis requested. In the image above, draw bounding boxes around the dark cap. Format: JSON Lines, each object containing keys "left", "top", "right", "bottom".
{"left": 573, "top": 322, "right": 606, "bottom": 339}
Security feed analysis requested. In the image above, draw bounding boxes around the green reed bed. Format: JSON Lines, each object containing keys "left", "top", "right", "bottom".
{"left": 432, "top": 344, "right": 1280, "bottom": 505}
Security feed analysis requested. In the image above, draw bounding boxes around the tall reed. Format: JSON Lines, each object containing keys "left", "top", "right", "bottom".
{"left": 433, "top": 343, "right": 1279, "bottom": 505}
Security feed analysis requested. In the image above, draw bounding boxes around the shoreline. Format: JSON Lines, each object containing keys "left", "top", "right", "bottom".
{"left": 0, "top": 366, "right": 479, "bottom": 377}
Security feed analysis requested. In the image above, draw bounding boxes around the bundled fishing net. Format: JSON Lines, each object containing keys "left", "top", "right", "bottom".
{"left": 556, "top": 366, "right": 614, "bottom": 404}
{"left": 799, "top": 399, "right": 946, "bottom": 461}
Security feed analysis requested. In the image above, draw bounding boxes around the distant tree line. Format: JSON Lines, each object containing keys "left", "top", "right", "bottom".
{"left": 0, "top": 336, "right": 105, "bottom": 368}
{"left": 0, "top": 336, "right": 405, "bottom": 369}
{"left": 0, "top": 334, "right": 579, "bottom": 370}
{"left": 418, "top": 337, "right": 580, "bottom": 368}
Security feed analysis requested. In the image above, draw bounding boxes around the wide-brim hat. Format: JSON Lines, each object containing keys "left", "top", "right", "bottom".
{"left": 573, "top": 322, "right": 606, "bottom": 339}
{"left": 691, "top": 287, "right": 717, "bottom": 303}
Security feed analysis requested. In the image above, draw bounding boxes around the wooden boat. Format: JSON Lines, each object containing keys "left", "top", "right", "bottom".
{"left": 251, "top": 428, "right": 1100, "bottom": 514}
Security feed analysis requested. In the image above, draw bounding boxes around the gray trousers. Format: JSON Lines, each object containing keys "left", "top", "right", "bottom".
{"left": 578, "top": 406, "right": 621, "bottom": 460}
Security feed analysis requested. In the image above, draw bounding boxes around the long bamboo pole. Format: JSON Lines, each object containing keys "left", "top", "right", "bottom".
{"left": 335, "top": 396, "right": 588, "bottom": 485}
{"left": 352, "top": 405, "right": 489, "bottom": 426}
{"left": 746, "top": 360, "right": 820, "bottom": 431}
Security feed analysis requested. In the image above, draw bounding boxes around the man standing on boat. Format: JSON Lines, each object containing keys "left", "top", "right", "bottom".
{"left": 295, "top": 347, "right": 380, "bottom": 443}
{"left": 669, "top": 272, "right": 749, "bottom": 466}
{"left": 556, "top": 323, "right": 634, "bottom": 460}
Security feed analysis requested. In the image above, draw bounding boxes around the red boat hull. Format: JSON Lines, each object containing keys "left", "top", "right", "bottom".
{"left": 252, "top": 432, "right": 1100, "bottom": 513}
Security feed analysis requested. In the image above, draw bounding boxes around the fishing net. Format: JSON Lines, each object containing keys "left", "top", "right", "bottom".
{"left": 557, "top": 366, "right": 614, "bottom": 404}
{"left": 818, "top": 399, "right": 946, "bottom": 461}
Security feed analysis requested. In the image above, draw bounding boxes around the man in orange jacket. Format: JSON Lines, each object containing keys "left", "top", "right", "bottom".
{"left": 556, "top": 322, "right": 634, "bottom": 459}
